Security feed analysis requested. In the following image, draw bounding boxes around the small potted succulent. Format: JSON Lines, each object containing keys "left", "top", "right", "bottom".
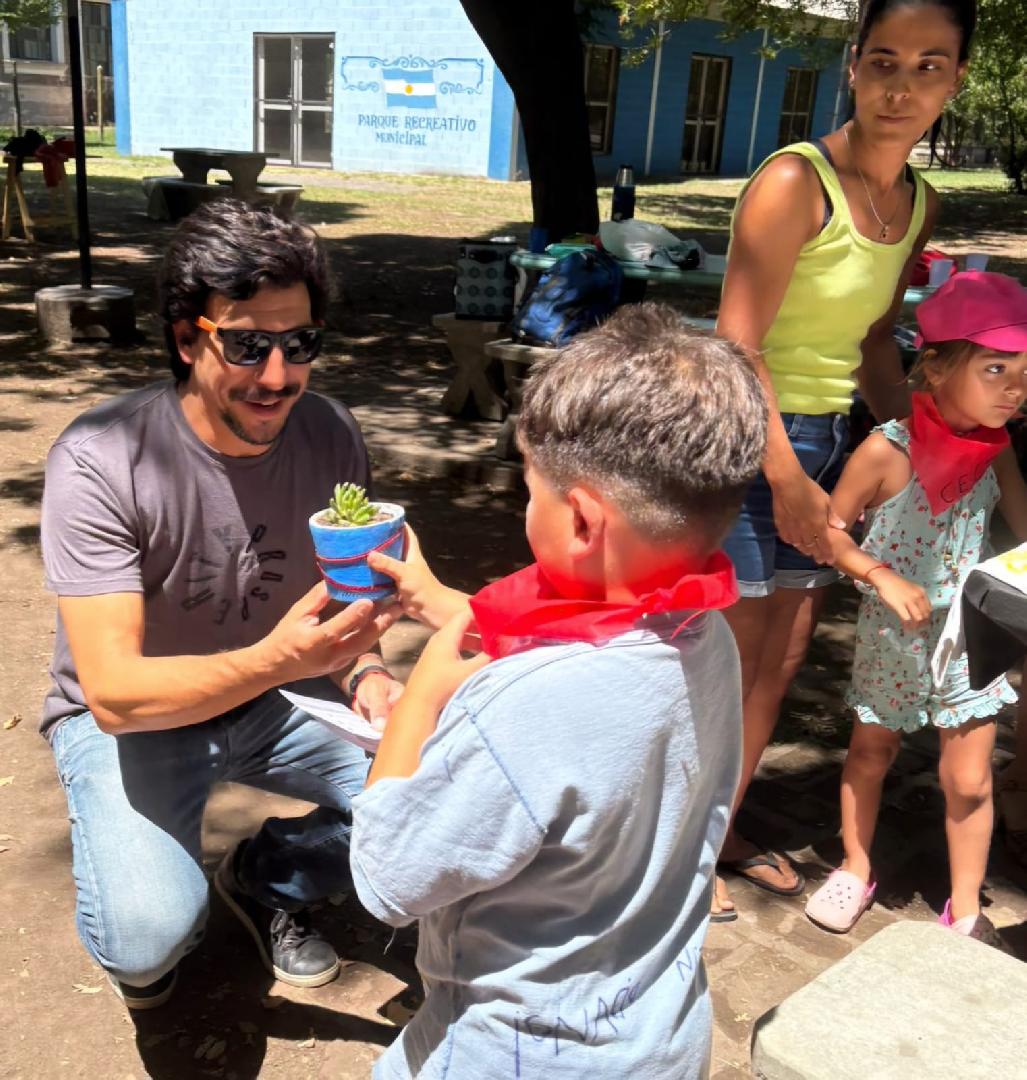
{"left": 309, "top": 483, "right": 405, "bottom": 602}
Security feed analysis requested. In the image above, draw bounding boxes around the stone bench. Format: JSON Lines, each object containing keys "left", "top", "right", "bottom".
{"left": 751, "top": 921, "right": 1027, "bottom": 1079}
{"left": 482, "top": 338, "right": 554, "bottom": 459}
{"left": 431, "top": 313, "right": 508, "bottom": 422}
{"left": 142, "top": 176, "right": 303, "bottom": 222}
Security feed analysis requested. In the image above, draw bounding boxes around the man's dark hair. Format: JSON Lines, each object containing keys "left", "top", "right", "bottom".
{"left": 157, "top": 199, "right": 331, "bottom": 382}
{"left": 517, "top": 303, "right": 768, "bottom": 552}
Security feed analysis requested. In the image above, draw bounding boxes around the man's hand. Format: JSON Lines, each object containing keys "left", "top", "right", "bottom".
{"left": 258, "top": 582, "right": 400, "bottom": 683}
{"left": 367, "top": 526, "right": 469, "bottom": 630}
{"left": 770, "top": 469, "right": 846, "bottom": 566}
{"left": 352, "top": 671, "right": 404, "bottom": 733}
{"left": 869, "top": 569, "right": 931, "bottom": 631}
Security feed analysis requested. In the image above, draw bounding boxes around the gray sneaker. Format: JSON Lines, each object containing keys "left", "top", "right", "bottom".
{"left": 214, "top": 845, "right": 340, "bottom": 988}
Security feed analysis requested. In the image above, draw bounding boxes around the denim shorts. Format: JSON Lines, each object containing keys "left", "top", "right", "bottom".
{"left": 722, "top": 412, "right": 849, "bottom": 597}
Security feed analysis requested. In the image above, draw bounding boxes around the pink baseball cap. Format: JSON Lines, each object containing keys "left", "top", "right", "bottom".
{"left": 915, "top": 270, "right": 1027, "bottom": 352}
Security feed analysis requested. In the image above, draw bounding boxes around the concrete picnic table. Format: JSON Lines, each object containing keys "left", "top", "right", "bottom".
{"left": 161, "top": 147, "right": 268, "bottom": 197}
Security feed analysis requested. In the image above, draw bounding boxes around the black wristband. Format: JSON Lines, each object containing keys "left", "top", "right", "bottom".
{"left": 347, "top": 663, "right": 392, "bottom": 700}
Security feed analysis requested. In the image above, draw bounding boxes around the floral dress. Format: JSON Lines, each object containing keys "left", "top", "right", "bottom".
{"left": 846, "top": 420, "right": 1016, "bottom": 733}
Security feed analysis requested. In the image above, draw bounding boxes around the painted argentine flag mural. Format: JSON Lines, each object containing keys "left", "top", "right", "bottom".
{"left": 383, "top": 67, "right": 436, "bottom": 109}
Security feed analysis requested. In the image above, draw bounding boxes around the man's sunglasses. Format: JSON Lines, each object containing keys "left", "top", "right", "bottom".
{"left": 195, "top": 315, "right": 324, "bottom": 366}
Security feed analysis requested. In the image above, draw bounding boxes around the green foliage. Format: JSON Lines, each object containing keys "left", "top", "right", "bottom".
{"left": 0, "top": 0, "right": 60, "bottom": 32}
{"left": 956, "top": 0, "right": 1027, "bottom": 193}
{"left": 326, "top": 483, "right": 376, "bottom": 526}
{"left": 605, "top": 0, "right": 857, "bottom": 67}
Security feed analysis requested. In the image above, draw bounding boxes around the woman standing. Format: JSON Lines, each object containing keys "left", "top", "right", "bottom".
{"left": 713, "top": 0, "right": 976, "bottom": 919}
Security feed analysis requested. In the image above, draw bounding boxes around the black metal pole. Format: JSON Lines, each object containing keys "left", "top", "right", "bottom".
{"left": 65, "top": 0, "right": 93, "bottom": 289}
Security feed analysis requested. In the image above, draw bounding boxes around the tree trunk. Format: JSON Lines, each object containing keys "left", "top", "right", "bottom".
{"left": 459, "top": 0, "right": 600, "bottom": 242}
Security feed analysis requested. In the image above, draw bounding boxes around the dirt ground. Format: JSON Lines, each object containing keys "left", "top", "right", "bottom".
{"left": 2, "top": 169, "right": 1026, "bottom": 1079}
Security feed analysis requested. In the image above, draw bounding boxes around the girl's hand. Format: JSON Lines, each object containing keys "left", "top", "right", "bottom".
{"left": 770, "top": 470, "right": 846, "bottom": 566}
{"left": 367, "top": 526, "right": 470, "bottom": 630}
{"left": 404, "top": 609, "right": 490, "bottom": 713}
{"left": 870, "top": 569, "right": 931, "bottom": 631}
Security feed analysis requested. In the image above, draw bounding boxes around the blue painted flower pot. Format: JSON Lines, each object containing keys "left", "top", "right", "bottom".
{"left": 308, "top": 503, "right": 405, "bottom": 602}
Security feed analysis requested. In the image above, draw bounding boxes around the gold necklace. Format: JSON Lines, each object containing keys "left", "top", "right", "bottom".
{"left": 843, "top": 126, "right": 901, "bottom": 240}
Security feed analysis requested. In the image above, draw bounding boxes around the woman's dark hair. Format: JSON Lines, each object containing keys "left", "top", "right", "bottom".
{"left": 855, "top": 0, "right": 976, "bottom": 62}
{"left": 157, "top": 199, "right": 331, "bottom": 382}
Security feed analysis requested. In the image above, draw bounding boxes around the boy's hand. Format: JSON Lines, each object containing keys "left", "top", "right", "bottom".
{"left": 404, "top": 609, "right": 490, "bottom": 712}
{"left": 368, "top": 526, "right": 470, "bottom": 630}
{"left": 870, "top": 569, "right": 931, "bottom": 631}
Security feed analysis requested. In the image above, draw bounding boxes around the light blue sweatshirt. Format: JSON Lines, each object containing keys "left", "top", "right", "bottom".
{"left": 351, "top": 613, "right": 742, "bottom": 1079}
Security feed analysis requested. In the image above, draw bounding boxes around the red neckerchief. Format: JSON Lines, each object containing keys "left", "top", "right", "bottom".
{"left": 468, "top": 552, "right": 738, "bottom": 660}
{"left": 908, "top": 391, "right": 1008, "bottom": 516}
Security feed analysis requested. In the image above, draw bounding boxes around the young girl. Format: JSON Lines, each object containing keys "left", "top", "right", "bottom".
{"left": 805, "top": 271, "right": 1027, "bottom": 946}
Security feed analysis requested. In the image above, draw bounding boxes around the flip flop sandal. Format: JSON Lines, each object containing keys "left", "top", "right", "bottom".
{"left": 718, "top": 850, "right": 806, "bottom": 897}
{"left": 804, "top": 869, "right": 876, "bottom": 933}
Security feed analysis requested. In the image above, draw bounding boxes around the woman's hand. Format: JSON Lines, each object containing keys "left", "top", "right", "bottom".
{"left": 367, "top": 526, "right": 470, "bottom": 630}
{"left": 770, "top": 469, "right": 846, "bottom": 566}
{"left": 869, "top": 569, "right": 931, "bottom": 631}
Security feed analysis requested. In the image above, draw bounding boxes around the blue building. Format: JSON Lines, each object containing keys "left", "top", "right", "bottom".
{"left": 110, "top": 0, "right": 848, "bottom": 180}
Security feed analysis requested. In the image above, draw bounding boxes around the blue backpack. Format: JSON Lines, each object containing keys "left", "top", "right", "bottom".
{"left": 511, "top": 248, "right": 623, "bottom": 347}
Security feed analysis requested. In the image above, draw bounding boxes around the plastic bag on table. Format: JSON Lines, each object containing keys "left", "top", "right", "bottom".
{"left": 599, "top": 219, "right": 705, "bottom": 269}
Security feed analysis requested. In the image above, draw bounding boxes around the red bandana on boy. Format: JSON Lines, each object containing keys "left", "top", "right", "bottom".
{"left": 908, "top": 391, "right": 1008, "bottom": 516}
{"left": 468, "top": 553, "right": 738, "bottom": 660}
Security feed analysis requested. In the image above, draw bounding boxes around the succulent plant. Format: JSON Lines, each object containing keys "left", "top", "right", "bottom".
{"left": 326, "top": 482, "right": 376, "bottom": 526}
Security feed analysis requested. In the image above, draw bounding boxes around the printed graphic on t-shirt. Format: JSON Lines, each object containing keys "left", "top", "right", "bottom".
{"left": 181, "top": 523, "right": 288, "bottom": 625}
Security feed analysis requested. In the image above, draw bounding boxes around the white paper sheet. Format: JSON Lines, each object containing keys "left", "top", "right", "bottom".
{"left": 279, "top": 689, "right": 382, "bottom": 752}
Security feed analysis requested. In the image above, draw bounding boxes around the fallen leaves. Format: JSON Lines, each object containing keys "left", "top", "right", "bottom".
{"left": 297, "top": 1028, "right": 316, "bottom": 1050}
{"left": 4, "top": 714, "right": 21, "bottom": 730}
{"left": 72, "top": 982, "right": 104, "bottom": 994}
{"left": 0, "top": 777, "right": 13, "bottom": 787}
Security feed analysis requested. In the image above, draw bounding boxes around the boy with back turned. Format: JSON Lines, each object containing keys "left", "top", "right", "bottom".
{"left": 353, "top": 303, "right": 768, "bottom": 1078}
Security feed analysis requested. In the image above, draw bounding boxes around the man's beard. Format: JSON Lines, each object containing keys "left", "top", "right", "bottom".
{"left": 222, "top": 385, "right": 300, "bottom": 446}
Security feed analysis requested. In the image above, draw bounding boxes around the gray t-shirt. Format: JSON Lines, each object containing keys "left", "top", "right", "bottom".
{"left": 351, "top": 617, "right": 741, "bottom": 1080}
{"left": 40, "top": 380, "right": 371, "bottom": 736}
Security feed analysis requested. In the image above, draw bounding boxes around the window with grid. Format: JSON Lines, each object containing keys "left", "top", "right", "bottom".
{"left": 777, "top": 68, "right": 818, "bottom": 147}
{"left": 584, "top": 43, "right": 619, "bottom": 155}
{"left": 9, "top": 24, "right": 55, "bottom": 62}
{"left": 82, "top": 2, "right": 113, "bottom": 73}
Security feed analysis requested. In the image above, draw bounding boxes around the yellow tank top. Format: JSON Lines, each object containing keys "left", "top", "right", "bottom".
{"left": 730, "top": 141, "right": 927, "bottom": 416}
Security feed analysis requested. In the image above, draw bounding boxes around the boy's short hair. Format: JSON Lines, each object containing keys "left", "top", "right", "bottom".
{"left": 157, "top": 198, "right": 330, "bottom": 382}
{"left": 517, "top": 302, "right": 767, "bottom": 550}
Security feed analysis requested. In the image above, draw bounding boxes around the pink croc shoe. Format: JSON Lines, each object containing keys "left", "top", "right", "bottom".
{"left": 805, "top": 869, "right": 876, "bottom": 933}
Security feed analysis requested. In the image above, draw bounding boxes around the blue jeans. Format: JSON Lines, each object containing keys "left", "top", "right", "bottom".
{"left": 722, "top": 412, "right": 849, "bottom": 598}
{"left": 50, "top": 692, "right": 370, "bottom": 988}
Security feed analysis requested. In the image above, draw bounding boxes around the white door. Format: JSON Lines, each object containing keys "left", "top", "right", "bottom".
{"left": 255, "top": 34, "right": 334, "bottom": 167}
